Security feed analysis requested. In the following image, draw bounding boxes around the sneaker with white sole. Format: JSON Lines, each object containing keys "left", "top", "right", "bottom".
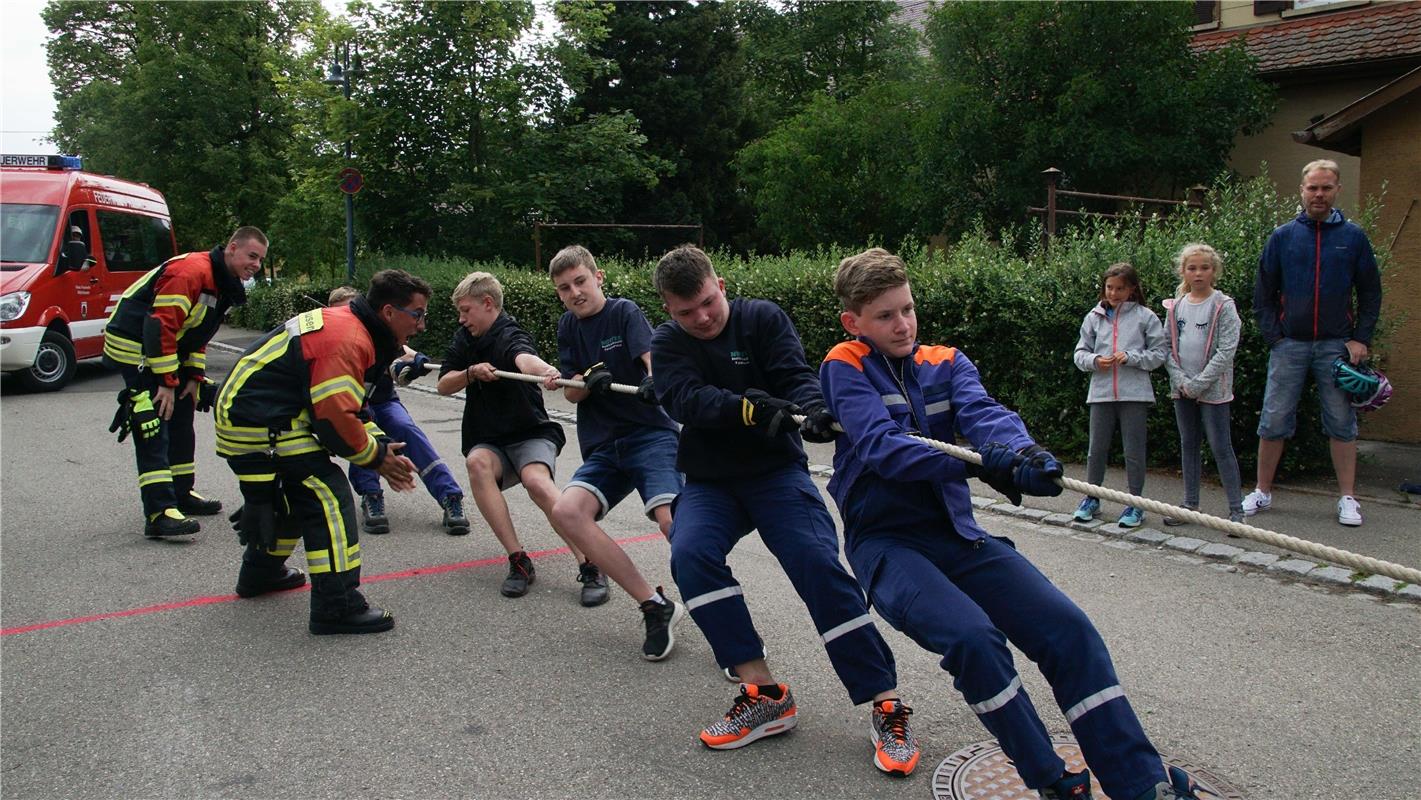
{"left": 1337, "top": 495, "right": 1363, "bottom": 526}
{"left": 699, "top": 683, "right": 797, "bottom": 749}
{"left": 869, "top": 699, "right": 920, "bottom": 776}
{"left": 1242, "top": 488, "right": 1271, "bottom": 516}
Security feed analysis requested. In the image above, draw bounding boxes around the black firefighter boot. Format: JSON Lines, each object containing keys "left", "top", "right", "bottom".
{"left": 235, "top": 545, "right": 307, "bottom": 598}
{"left": 308, "top": 569, "right": 394, "bottom": 635}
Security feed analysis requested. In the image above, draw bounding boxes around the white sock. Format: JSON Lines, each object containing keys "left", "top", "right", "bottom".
{"left": 641, "top": 592, "right": 666, "bottom": 605}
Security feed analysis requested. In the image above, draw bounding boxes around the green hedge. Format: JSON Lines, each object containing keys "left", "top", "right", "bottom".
{"left": 231, "top": 175, "right": 1392, "bottom": 478}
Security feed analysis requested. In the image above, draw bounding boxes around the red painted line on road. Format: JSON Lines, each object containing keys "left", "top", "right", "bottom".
{"left": 0, "top": 532, "right": 667, "bottom": 637}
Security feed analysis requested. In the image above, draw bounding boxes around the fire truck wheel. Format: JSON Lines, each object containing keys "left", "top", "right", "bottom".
{"left": 19, "top": 328, "right": 76, "bottom": 392}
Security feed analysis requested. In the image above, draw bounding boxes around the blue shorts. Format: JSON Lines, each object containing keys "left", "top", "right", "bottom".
{"left": 1256, "top": 337, "right": 1357, "bottom": 442}
{"left": 566, "top": 427, "right": 682, "bottom": 521}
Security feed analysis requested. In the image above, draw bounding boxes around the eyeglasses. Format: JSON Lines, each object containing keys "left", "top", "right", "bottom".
{"left": 392, "top": 304, "right": 426, "bottom": 322}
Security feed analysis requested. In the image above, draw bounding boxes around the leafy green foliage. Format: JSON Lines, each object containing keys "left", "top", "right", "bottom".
{"left": 235, "top": 175, "right": 1380, "bottom": 478}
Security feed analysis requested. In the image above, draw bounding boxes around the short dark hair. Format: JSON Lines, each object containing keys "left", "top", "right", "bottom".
{"left": 228, "top": 226, "right": 268, "bottom": 247}
{"left": 1100, "top": 262, "right": 1146, "bottom": 305}
{"left": 549, "top": 244, "right": 596, "bottom": 279}
{"left": 653, "top": 244, "right": 715, "bottom": 298}
{"left": 367, "top": 269, "right": 432, "bottom": 311}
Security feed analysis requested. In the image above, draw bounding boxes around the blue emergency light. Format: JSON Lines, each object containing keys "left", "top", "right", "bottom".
{"left": 0, "top": 154, "right": 83, "bottom": 170}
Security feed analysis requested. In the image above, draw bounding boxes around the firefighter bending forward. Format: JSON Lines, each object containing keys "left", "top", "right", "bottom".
{"left": 214, "top": 270, "right": 424, "bottom": 635}
{"left": 103, "top": 226, "right": 266, "bottom": 538}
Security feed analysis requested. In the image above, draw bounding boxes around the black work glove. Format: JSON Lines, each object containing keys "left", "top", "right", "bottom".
{"left": 798, "top": 404, "right": 840, "bottom": 443}
{"left": 635, "top": 375, "right": 658, "bottom": 406}
{"left": 129, "top": 389, "right": 162, "bottom": 442}
{"left": 966, "top": 442, "right": 1025, "bottom": 505}
{"left": 740, "top": 389, "right": 801, "bottom": 438}
{"left": 195, "top": 378, "right": 220, "bottom": 413}
{"left": 110, "top": 389, "right": 132, "bottom": 442}
{"left": 580, "top": 362, "right": 614, "bottom": 397}
{"left": 392, "top": 353, "right": 432, "bottom": 386}
{"left": 1015, "top": 444, "right": 1064, "bottom": 498}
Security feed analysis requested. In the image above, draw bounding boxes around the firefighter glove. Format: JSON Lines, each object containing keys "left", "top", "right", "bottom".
{"left": 110, "top": 389, "right": 133, "bottom": 442}
{"left": 966, "top": 442, "right": 1024, "bottom": 506}
{"left": 741, "top": 389, "right": 800, "bottom": 438}
{"left": 581, "top": 362, "right": 614, "bottom": 397}
{"left": 392, "top": 353, "right": 432, "bottom": 386}
{"left": 130, "top": 390, "right": 162, "bottom": 441}
{"left": 635, "top": 375, "right": 658, "bottom": 406}
{"left": 195, "top": 378, "right": 220, "bottom": 413}
{"left": 798, "top": 404, "right": 840, "bottom": 443}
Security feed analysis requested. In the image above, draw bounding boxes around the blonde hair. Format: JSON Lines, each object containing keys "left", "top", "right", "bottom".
{"left": 451, "top": 271, "right": 503, "bottom": 310}
{"left": 327, "top": 285, "right": 359, "bottom": 306}
{"left": 549, "top": 244, "right": 596, "bottom": 279}
{"left": 1173, "top": 243, "right": 1223, "bottom": 297}
{"left": 834, "top": 248, "right": 908, "bottom": 312}
{"left": 1301, "top": 159, "right": 1340, "bottom": 182}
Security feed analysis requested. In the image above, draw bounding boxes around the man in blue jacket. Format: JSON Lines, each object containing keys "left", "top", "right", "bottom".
{"left": 1247, "top": 159, "right": 1383, "bottom": 527}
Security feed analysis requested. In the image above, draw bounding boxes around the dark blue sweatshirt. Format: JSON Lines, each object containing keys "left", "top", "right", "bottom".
{"left": 650, "top": 298, "right": 823, "bottom": 481}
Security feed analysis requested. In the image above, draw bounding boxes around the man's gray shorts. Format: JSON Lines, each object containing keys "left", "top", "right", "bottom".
{"left": 469, "top": 438, "right": 559, "bottom": 490}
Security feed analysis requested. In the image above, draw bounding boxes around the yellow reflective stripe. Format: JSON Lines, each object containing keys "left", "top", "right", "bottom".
{"left": 302, "top": 473, "right": 356, "bottom": 573}
{"left": 181, "top": 352, "right": 207, "bottom": 369}
{"left": 178, "top": 302, "right": 207, "bottom": 334}
{"left": 104, "top": 332, "right": 142, "bottom": 354}
{"left": 170, "top": 462, "right": 195, "bottom": 476}
{"left": 103, "top": 342, "right": 144, "bottom": 365}
{"left": 268, "top": 538, "right": 299, "bottom": 558}
{"left": 118, "top": 266, "right": 163, "bottom": 302}
{"left": 153, "top": 294, "right": 193, "bottom": 314}
{"left": 350, "top": 436, "right": 378, "bottom": 466}
{"left": 148, "top": 354, "right": 179, "bottom": 373}
{"left": 304, "top": 545, "right": 360, "bottom": 575}
{"left": 310, "top": 375, "right": 365, "bottom": 405}
{"left": 214, "top": 330, "right": 293, "bottom": 427}
{"left": 216, "top": 437, "right": 324, "bottom": 459}
{"left": 237, "top": 473, "right": 277, "bottom": 482}
{"left": 138, "top": 470, "right": 172, "bottom": 487}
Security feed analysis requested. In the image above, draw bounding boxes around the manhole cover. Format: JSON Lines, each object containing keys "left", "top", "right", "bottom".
{"left": 931, "top": 734, "right": 1244, "bottom": 799}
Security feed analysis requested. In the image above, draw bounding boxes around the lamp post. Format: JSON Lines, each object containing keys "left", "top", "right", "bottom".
{"left": 324, "top": 42, "right": 365, "bottom": 284}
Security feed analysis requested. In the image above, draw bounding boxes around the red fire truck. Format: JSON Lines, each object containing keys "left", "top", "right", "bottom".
{"left": 0, "top": 154, "right": 177, "bottom": 391}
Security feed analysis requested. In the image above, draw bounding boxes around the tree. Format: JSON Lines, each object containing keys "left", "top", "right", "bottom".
{"left": 44, "top": 1, "right": 317, "bottom": 251}
{"left": 916, "top": 1, "right": 1275, "bottom": 238}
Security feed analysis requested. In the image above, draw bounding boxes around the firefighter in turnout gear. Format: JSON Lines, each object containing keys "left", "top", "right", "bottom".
{"left": 103, "top": 227, "right": 267, "bottom": 538}
{"left": 215, "top": 269, "right": 423, "bottom": 635}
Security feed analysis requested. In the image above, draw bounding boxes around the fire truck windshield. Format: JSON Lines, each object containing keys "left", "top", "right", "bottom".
{"left": 0, "top": 204, "right": 61, "bottom": 268}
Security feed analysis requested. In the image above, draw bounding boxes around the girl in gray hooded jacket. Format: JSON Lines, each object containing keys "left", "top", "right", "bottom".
{"left": 1161, "top": 243, "right": 1244, "bottom": 526}
{"left": 1072, "top": 263, "right": 1166, "bottom": 528}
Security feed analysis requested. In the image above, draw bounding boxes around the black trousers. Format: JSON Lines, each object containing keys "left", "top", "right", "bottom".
{"left": 117, "top": 365, "right": 196, "bottom": 518}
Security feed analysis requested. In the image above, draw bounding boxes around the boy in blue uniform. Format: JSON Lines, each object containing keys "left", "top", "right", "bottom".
{"left": 819, "top": 248, "right": 1200, "bottom": 800}
{"left": 650, "top": 245, "right": 919, "bottom": 776}
{"left": 546, "top": 245, "right": 685, "bottom": 660}
{"left": 328, "top": 286, "right": 469, "bottom": 537}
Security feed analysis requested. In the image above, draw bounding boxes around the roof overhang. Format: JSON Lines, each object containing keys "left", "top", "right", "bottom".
{"left": 1292, "top": 65, "right": 1421, "bottom": 155}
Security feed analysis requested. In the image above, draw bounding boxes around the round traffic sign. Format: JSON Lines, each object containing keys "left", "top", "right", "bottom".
{"left": 338, "top": 167, "right": 364, "bottom": 195}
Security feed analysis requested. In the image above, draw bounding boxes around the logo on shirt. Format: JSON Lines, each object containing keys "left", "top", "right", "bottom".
{"left": 600, "top": 335, "right": 624, "bottom": 352}
{"left": 729, "top": 350, "right": 751, "bottom": 366}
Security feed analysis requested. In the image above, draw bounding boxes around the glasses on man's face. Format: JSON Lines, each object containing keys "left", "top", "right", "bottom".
{"left": 393, "top": 305, "right": 426, "bottom": 322}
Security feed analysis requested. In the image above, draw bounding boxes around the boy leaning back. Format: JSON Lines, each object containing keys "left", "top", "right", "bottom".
{"left": 546, "top": 245, "right": 685, "bottom": 661}
{"left": 649, "top": 244, "right": 919, "bottom": 776}
{"left": 819, "top": 248, "right": 1201, "bottom": 800}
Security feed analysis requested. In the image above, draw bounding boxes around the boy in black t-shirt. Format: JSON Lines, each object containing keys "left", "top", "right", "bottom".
{"left": 546, "top": 245, "right": 685, "bottom": 661}
{"left": 435, "top": 272, "right": 586, "bottom": 600}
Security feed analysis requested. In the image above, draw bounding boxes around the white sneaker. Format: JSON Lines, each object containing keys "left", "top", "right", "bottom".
{"left": 1242, "top": 489, "right": 1272, "bottom": 516}
{"left": 1337, "top": 495, "right": 1363, "bottom": 526}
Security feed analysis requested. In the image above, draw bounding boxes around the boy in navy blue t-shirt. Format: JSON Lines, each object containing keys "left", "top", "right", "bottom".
{"left": 546, "top": 245, "right": 685, "bottom": 662}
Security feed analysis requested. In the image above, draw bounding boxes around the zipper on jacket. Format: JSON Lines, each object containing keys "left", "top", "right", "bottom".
{"left": 1313, "top": 223, "right": 1321, "bottom": 340}
{"left": 1111, "top": 310, "right": 1119, "bottom": 399}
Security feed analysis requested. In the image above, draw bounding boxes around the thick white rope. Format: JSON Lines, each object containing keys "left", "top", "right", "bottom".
{"left": 441, "top": 365, "right": 1421, "bottom": 585}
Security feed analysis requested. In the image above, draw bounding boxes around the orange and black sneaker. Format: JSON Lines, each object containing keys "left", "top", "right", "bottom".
{"left": 699, "top": 683, "right": 797, "bottom": 750}
{"left": 869, "top": 699, "right": 920, "bottom": 776}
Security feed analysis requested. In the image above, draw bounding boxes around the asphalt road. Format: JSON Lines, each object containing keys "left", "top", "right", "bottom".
{"left": 1, "top": 339, "right": 1418, "bottom": 799}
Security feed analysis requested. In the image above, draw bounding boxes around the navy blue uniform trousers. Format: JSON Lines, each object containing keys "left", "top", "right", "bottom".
{"left": 348, "top": 399, "right": 461, "bottom": 501}
{"left": 669, "top": 464, "right": 896, "bottom": 705}
{"left": 847, "top": 531, "right": 1164, "bottom": 799}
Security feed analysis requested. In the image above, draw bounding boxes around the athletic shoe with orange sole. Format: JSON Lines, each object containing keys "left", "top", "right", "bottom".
{"left": 869, "top": 699, "right": 920, "bottom": 776}
{"left": 699, "top": 683, "right": 797, "bottom": 749}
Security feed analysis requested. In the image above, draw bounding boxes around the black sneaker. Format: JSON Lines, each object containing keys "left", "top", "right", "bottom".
{"left": 177, "top": 490, "right": 223, "bottom": 516}
{"left": 639, "top": 588, "right": 685, "bottom": 661}
{"left": 235, "top": 566, "right": 307, "bottom": 598}
{"left": 577, "top": 561, "right": 610, "bottom": 607}
{"left": 501, "top": 551, "right": 535, "bottom": 597}
{"left": 309, "top": 605, "right": 395, "bottom": 635}
{"left": 361, "top": 493, "right": 390, "bottom": 535}
{"left": 441, "top": 494, "right": 470, "bottom": 536}
{"left": 144, "top": 508, "right": 200, "bottom": 538}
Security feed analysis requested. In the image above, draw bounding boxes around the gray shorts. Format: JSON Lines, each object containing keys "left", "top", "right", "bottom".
{"left": 470, "top": 438, "right": 559, "bottom": 491}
